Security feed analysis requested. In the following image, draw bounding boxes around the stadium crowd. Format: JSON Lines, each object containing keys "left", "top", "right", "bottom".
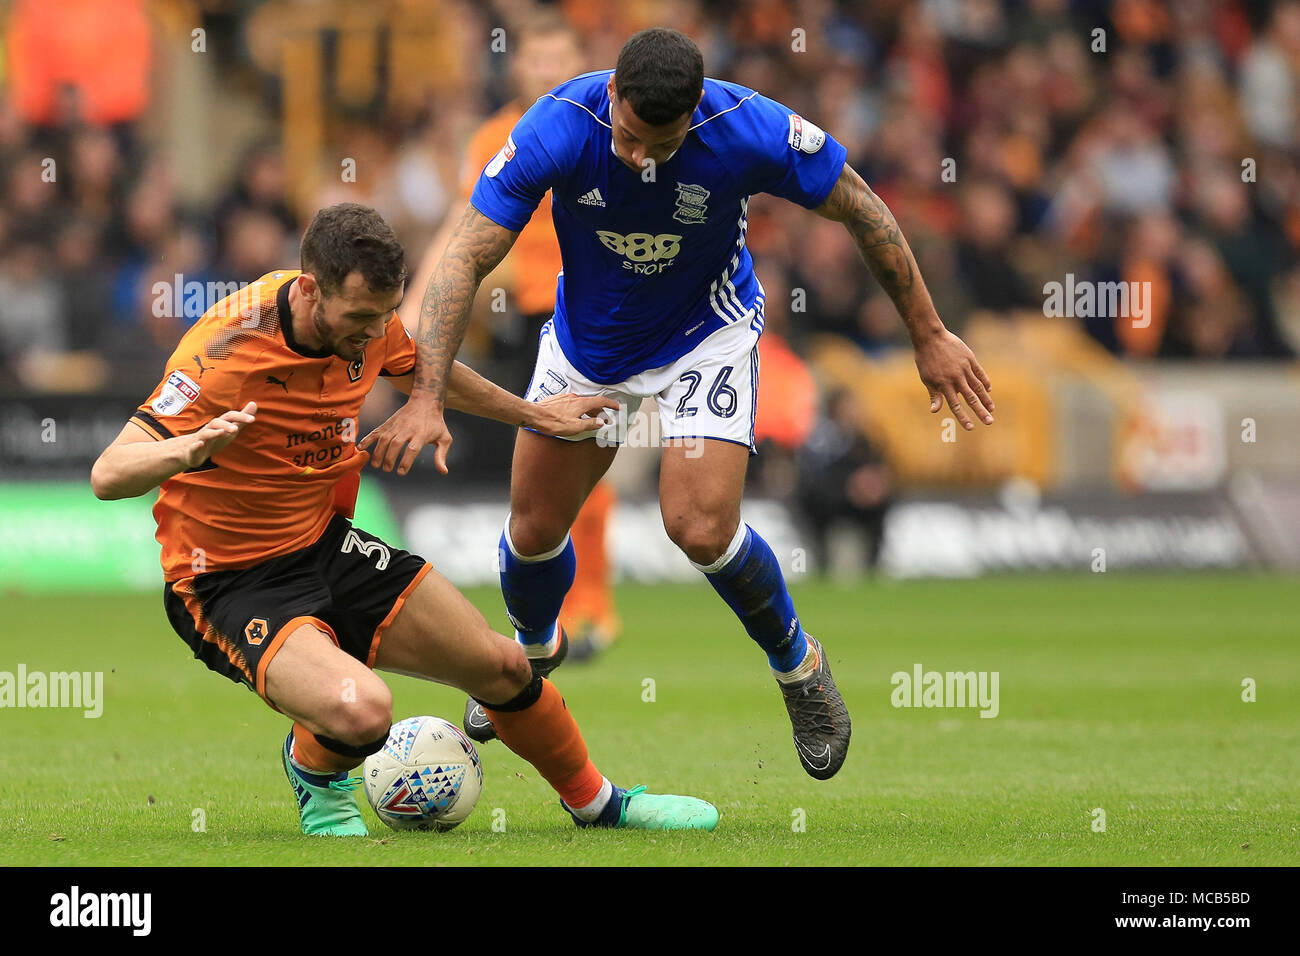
{"left": 2, "top": 0, "right": 1296, "bottom": 396}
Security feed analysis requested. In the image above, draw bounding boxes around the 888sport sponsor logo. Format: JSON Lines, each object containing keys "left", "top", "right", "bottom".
{"left": 595, "top": 230, "right": 681, "bottom": 274}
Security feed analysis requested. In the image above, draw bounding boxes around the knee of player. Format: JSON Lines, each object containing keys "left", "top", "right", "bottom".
{"left": 332, "top": 679, "right": 393, "bottom": 744}
{"left": 464, "top": 638, "right": 532, "bottom": 706}
{"left": 664, "top": 511, "right": 736, "bottom": 565}
{"left": 498, "top": 639, "right": 532, "bottom": 691}
{"left": 507, "top": 510, "right": 569, "bottom": 559}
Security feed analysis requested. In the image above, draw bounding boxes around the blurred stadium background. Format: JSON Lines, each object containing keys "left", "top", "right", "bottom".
{"left": 2, "top": 0, "right": 1299, "bottom": 593}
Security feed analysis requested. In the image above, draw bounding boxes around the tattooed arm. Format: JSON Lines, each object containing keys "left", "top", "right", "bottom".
{"left": 410, "top": 205, "right": 519, "bottom": 402}
{"left": 814, "top": 163, "right": 995, "bottom": 429}
{"left": 359, "top": 205, "right": 520, "bottom": 474}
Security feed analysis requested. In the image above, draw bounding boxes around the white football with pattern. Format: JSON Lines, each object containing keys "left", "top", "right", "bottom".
{"left": 364, "top": 715, "right": 483, "bottom": 831}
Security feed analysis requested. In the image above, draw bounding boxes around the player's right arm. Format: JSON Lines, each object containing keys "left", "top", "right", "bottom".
{"left": 91, "top": 403, "right": 258, "bottom": 500}
{"left": 361, "top": 96, "right": 570, "bottom": 476}
{"left": 359, "top": 207, "right": 519, "bottom": 475}
{"left": 410, "top": 204, "right": 521, "bottom": 409}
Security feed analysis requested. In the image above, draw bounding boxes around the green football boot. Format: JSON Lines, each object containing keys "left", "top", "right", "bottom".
{"left": 567, "top": 784, "right": 719, "bottom": 831}
{"left": 281, "top": 733, "right": 369, "bottom": 837}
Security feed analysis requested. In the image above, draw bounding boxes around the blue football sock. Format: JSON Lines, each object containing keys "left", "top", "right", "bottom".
{"left": 697, "top": 524, "right": 808, "bottom": 672}
{"left": 499, "top": 519, "right": 575, "bottom": 646}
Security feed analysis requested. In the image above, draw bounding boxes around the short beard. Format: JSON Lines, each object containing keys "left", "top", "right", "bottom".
{"left": 312, "top": 300, "right": 365, "bottom": 361}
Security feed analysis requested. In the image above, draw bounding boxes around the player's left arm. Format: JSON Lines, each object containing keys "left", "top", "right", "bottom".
{"left": 384, "top": 363, "right": 616, "bottom": 438}
{"left": 813, "top": 162, "right": 994, "bottom": 429}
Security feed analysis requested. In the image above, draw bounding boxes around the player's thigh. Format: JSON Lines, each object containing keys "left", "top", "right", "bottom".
{"left": 372, "top": 567, "right": 530, "bottom": 702}
{"left": 509, "top": 427, "right": 618, "bottom": 555}
{"left": 658, "top": 438, "right": 751, "bottom": 561}
{"left": 264, "top": 622, "right": 392, "bottom": 742}
{"left": 655, "top": 325, "right": 758, "bottom": 559}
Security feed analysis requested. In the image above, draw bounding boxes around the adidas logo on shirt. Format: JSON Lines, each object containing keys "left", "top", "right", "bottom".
{"left": 578, "top": 187, "right": 606, "bottom": 207}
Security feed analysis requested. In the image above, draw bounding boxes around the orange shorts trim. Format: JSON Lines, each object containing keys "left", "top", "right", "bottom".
{"left": 172, "top": 575, "right": 254, "bottom": 685}
{"left": 367, "top": 562, "right": 432, "bottom": 668}
{"left": 256, "top": 614, "right": 339, "bottom": 702}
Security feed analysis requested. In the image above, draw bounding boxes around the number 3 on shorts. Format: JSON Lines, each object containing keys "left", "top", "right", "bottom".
{"left": 341, "top": 528, "right": 392, "bottom": 570}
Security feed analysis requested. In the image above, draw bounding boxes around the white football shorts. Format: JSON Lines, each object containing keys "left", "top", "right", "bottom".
{"left": 525, "top": 313, "right": 762, "bottom": 450}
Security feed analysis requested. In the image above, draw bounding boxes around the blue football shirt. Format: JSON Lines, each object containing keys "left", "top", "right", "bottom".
{"left": 470, "top": 70, "right": 848, "bottom": 384}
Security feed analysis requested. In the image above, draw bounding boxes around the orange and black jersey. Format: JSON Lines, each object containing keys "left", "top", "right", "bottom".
{"left": 131, "top": 270, "right": 415, "bottom": 581}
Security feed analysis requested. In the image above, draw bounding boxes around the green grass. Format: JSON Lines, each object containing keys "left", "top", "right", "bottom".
{"left": 1, "top": 574, "right": 1297, "bottom": 865}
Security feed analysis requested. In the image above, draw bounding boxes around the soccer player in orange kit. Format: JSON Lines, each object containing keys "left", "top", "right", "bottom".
{"left": 93, "top": 203, "right": 717, "bottom": 835}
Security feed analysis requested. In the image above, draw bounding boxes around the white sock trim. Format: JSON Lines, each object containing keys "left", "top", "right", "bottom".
{"left": 520, "top": 624, "right": 559, "bottom": 658}
{"left": 773, "top": 639, "right": 817, "bottom": 684}
{"left": 503, "top": 514, "right": 571, "bottom": 563}
{"left": 691, "top": 521, "right": 749, "bottom": 574}
{"left": 565, "top": 777, "right": 613, "bottom": 822}
{"left": 287, "top": 736, "right": 333, "bottom": 778}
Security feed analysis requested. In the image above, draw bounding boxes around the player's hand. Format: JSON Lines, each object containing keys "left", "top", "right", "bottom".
{"left": 913, "top": 329, "right": 994, "bottom": 430}
{"left": 527, "top": 393, "right": 619, "bottom": 437}
{"left": 358, "top": 396, "right": 452, "bottom": 476}
{"left": 183, "top": 401, "right": 257, "bottom": 467}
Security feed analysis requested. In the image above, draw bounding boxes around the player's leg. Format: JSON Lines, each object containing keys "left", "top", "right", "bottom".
{"left": 507, "top": 429, "right": 618, "bottom": 655}
{"left": 164, "top": 566, "right": 386, "bottom": 837}
{"left": 459, "top": 428, "right": 618, "bottom": 741}
{"left": 263, "top": 622, "right": 393, "bottom": 836}
{"left": 561, "top": 479, "right": 621, "bottom": 661}
{"left": 374, "top": 564, "right": 717, "bottom": 830}
{"left": 655, "top": 330, "right": 850, "bottom": 780}
{"left": 659, "top": 438, "right": 808, "bottom": 672}
{"left": 265, "top": 623, "right": 393, "bottom": 749}
{"left": 502, "top": 319, "right": 622, "bottom": 657}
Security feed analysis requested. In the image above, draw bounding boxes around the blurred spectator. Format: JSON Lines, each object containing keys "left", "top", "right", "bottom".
{"left": 956, "top": 179, "right": 1038, "bottom": 312}
{"left": 213, "top": 144, "right": 297, "bottom": 265}
{"left": 1238, "top": 1, "right": 1300, "bottom": 148}
{"left": 54, "top": 218, "right": 113, "bottom": 351}
{"left": 750, "top": 287, "right": 817, "bottom": 495}
{"left": 1165, "top": 238, "right": 1256, "bottom": 358}
{"left": 796, "top": 389, "right": 893, "bottom": 573}
{"left": 1, "top": 0, "right": 1297, "bottom": 392}
{"left": 0, "top": 242, "right": 65, "bottom": 370}
{"left": 5, "top": 0, "right": 151, "bottom": 127}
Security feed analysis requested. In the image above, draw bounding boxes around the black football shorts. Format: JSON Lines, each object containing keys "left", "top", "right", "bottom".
{"left": 163, "top": 515, "right": 430, "bottom": 706}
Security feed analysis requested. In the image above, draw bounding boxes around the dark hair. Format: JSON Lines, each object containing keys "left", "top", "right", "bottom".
{"left": 614, "top": 28, "right": 704, "bottom": 126}
{"left": 300, "top": 202, "right": 407, "bottom": 296}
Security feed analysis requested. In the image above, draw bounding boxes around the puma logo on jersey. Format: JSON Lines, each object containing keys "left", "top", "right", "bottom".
{"left": 192, "top": 354, "right": 213, "bottom": 378}
{"left": 266, "top": 371, "right": 294, "bottom": 392}
{"left": 578, "top": 187, "right": 606, "bottom": 207}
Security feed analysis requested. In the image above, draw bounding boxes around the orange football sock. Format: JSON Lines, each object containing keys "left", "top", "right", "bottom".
{"left": 483, "top": 679, "right": 605, "bottom": 808}
{"left": 291, "top": 723, "right": 362, "bottom": 774}
{"left": 560, "top": 480, "right": 616, "bottom": 629}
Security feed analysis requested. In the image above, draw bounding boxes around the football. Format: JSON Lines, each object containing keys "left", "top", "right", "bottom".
{"left": 364, "top": 715, "right": 483, "bottom": 831}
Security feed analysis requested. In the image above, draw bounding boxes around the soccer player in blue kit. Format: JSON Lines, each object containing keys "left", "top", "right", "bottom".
{"left": 362, "top": 28, "right": 995, "bottom": 781}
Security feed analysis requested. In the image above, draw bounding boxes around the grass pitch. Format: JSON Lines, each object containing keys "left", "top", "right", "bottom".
{"left": 1, "top": 574, "right": 1296, "bottom": 866}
